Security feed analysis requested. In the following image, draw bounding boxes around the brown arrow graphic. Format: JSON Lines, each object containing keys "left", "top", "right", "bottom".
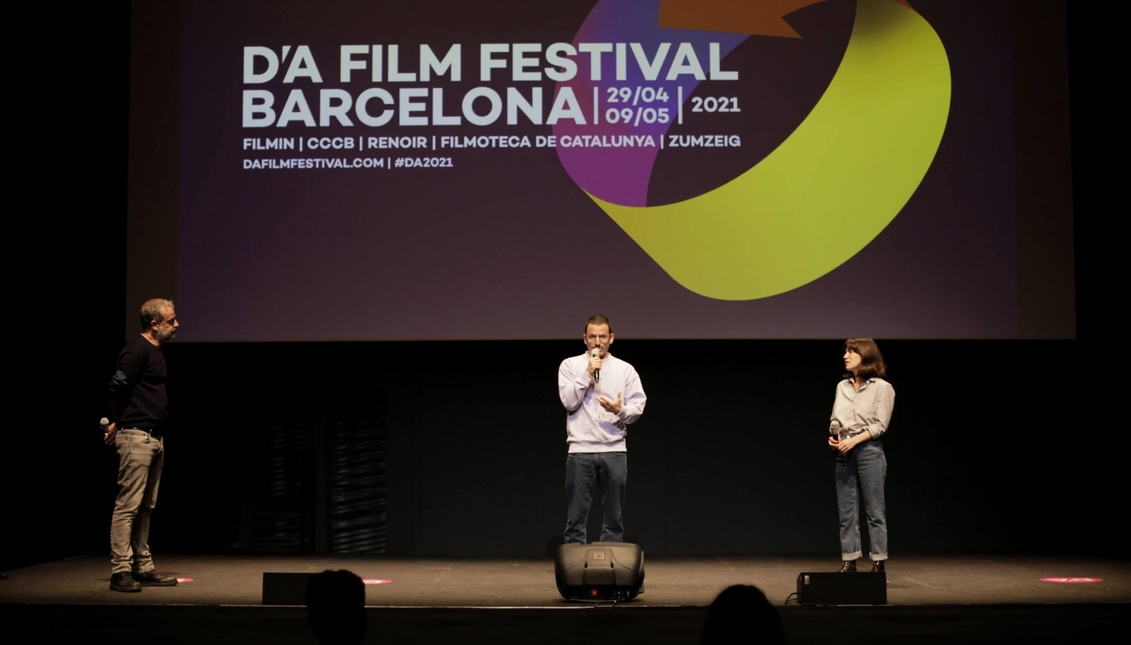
{"left": 658, "top": 0, "right": 913, "bottom": 38}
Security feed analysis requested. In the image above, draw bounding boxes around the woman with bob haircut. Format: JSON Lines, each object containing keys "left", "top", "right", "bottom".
{"left": 828, "top": 338, "right": 895, "bottom": 574}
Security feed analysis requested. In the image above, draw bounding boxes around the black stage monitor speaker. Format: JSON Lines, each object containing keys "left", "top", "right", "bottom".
{"left": 555, "top": 542, "right": 645, "bottom": 602}
{"left": 796, "top": 571, "right": 887, "bottom": 605}
{"left": 262, "top": 572, "right": 316, "bottom": 605}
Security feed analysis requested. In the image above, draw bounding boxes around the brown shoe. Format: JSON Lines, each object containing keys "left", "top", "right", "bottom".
{"left": 110, "top": 572, "right": 142, "bottom": 592}
{"left": 132, "top": 570, "right": 178, "bottom": 586}
{"left": 838, "top": 560, "right": 857, "bottom": 573}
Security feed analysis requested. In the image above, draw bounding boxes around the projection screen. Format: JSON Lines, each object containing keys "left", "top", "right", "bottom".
{"left": 126, "top": 0, "right": 1075, "bottom": 341}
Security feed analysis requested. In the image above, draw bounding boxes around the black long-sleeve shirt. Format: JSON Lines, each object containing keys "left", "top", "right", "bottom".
{"left": 108, "top": 334, "right": 168, "bottom": 430}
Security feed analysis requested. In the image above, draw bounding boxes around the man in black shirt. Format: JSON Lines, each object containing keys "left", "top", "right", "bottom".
{"left": 105, "top": 298, "right": 180, "bottom": 592}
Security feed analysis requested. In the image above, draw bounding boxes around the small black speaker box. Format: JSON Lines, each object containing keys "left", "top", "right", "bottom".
{"left": 262, "top": 572, "right": 316, "bottom": 605}
{"left": 796, "top": 571, "right": 887, "bottom": 605}
{"left": 555, "top": 542, "right": 645, "bottom": 602}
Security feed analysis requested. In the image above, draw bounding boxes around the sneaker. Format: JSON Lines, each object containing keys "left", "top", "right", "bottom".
{"left": 838, "top": 560, "right": 857, "bottom": 573}
{"left": 110, "top": 572, "right": 142, "bottom": 592}
{"left": 132, "top": 570, "right": 178, "bottom": 586}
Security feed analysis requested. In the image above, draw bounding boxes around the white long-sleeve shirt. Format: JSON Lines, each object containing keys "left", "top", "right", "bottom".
{"left": 557, "top": 352, "right": 646, "bottom": 453}
{"left": 829, "top": 377, "right": 895, "bottom": 440}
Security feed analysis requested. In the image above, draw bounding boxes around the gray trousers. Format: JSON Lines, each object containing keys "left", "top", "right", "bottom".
{"left": 110, "top": 430, "right": 165, "bottom": 575}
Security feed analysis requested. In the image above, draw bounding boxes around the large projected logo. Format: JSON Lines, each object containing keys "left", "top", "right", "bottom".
{"left": 555, "top": 0, "right": 951, "bottom": 300}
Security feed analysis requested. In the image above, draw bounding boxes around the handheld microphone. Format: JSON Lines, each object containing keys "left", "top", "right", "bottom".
{"left": 100, "top": 417, "right": 111, "bottom": 437}
{"left": 591, "top": 347, "right": 601, "bottom": 384}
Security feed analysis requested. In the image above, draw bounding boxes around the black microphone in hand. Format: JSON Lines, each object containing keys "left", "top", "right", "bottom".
{"left": 591, "top": 347, "right": 601, "bottom": 384}
{"left": 100, "top": 417, "right": 110, "bottom": 437}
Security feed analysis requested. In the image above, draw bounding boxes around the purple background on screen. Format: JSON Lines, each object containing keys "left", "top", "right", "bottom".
{"left": 552, "top": 0, "right": 746, "bottom": 205}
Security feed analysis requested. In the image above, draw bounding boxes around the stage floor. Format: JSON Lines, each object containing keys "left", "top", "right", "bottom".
{"left": 2, "top": 553, "right": 1129, "bottom": 644}
{"left": 2, "top": 553, "right": 1128, "bottom": 606}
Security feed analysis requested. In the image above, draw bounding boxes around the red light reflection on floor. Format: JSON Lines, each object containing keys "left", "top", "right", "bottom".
{"left": 1040, "top": 577, "right": 1103, "bottom": 583}
{"left": 363, "top": 579, "right": 392, "bottom": 585}
{"left": 176, "top": 578, "right": 194, "bottom": 583}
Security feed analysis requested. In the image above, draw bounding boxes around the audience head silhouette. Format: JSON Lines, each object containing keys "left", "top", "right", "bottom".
{"left": 305, "top": 569, "right": 367, "bottom": 645}
{"left": 701, "top": 584, "right": 785, "bottom": 644}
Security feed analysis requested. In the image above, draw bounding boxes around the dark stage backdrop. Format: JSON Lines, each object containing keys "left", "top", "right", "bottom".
{"left": 3, "top": 337, "right": 1114, "bottom": 573}
{"left": 143, "top": 337, "right": 1107, "bottom": 559}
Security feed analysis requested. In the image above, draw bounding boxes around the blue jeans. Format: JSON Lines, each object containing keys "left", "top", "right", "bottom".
{"left": 835, "top": 440, "right": 888, "bottom": 561}
{"left": 564, "top": 452, "right": 627, "bottom": 544}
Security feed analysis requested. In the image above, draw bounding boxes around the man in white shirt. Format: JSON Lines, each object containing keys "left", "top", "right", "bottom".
{"left": 557, "top": 315, "right": 647, "bottom": 543}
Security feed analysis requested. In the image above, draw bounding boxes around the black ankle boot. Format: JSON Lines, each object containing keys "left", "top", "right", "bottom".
{"left": 870, "top": 560, "right": 885, "bottom": 574}
{"left": 110, "top": 572, "right": 142, "bottom": 592}
{"left": 838, "top": 560, "right": 857, "bottom": 573}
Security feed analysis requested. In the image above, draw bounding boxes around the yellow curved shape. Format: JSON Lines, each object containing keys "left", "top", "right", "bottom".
{"left": 592, "top": 0, "right": 951, "bottom": 300}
